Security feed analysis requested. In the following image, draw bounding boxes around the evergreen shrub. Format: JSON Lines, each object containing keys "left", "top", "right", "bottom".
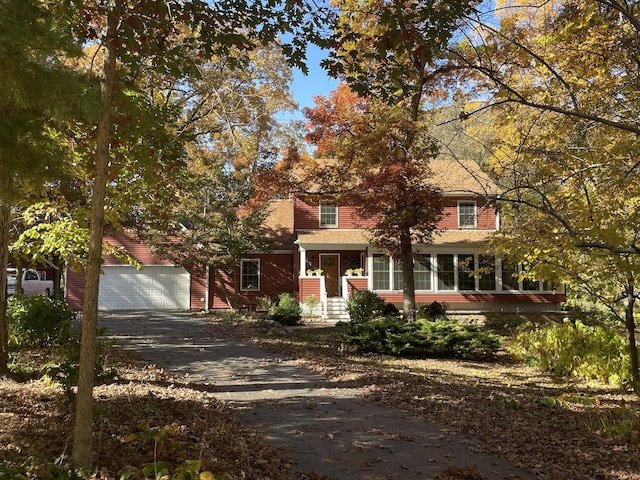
{"left": 382, "top": 302, "right": 400, "bottom": 317}
{"left": 270, "top": 293, "right": 302, "bottom": 326}
{"left": 509, "top": 320, "right": 631, "bottom": 387}
{"left": 341, "top": 317, "right": 502, "bottom": 358}
{"left": 416, "top": 301, "right": 447, "bottom": 320}
{"left": 346, "top": 290, "right": 386, "bottom": 322}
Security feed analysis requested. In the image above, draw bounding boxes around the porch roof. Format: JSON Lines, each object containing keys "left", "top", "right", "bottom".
{"left": 296, "top": 228, "right": 494, "bottom": 247}
{"left": 296, "top": 229, "right": 370, "bottom": 245}
{"left": 433, "top": 229, "right": 493, "bottom": 244}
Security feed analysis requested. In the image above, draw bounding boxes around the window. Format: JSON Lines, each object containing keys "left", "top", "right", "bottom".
{"left": 437, "top": 254, "right": 455, "bottom": 290}
{"left": 457, "top": 254, "right": 476, "bottom": 291}
{"left": 478, "top": 255, "right": 496, "bottom": 290}
{"left": 240, "top": 259, "right": 260, "bottom": 291}
{"left": 393, "top": 259, "right": 403, "bottom": 290}
{"left": 414, "top": 254, "right": 432, "bottom": 290}
{"left": 372, "top": 254, "right": 390, "bottom": 290}
{"left": 458, "top": 201, "right": 477, "bottom": 228}
{"left": 501, "top": 260, "right": 519, "bottom": 291}
{"left": 319, "top": 202, "right": 338, "bottom": 227}
{"left": 25, "top": 270, "right": 38, "bottom": 281}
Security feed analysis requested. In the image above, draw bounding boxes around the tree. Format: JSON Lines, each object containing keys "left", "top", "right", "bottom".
{"left": 316, "top": 0, "right": 484, "bottom": 317}
{"left": 447, "top": 1, "right": 640, "bottom": 391}
{"left": 137, "top": 44, "right": 300, "bottom": 308}
{"left": 298, "top": 84, "right": 444, "bottom": 317}
{"left": 326, "top": 0, "right": 640, "bottom": 390}
{"left": 55, "top": 0, "right": 330, "bottom": 466}
{"left": 0, "top": 0, "right": 95, "bottom": 375}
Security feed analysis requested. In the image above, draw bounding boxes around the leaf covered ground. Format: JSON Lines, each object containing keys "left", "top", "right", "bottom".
{"left": 210, "top": 318, "right": 640, "bottom": 480}
{"left": 1, "top": 317, "right": 639, "bottom": 480}
{"left": 0, "top": 349, "right": 302, "bottom": 479}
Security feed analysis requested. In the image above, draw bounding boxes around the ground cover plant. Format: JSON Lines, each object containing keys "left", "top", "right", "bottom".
{"left": 219, "top": 316, "right": 640, "bottom": 480}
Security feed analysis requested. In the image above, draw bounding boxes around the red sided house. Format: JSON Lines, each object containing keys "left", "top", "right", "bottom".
{"left": 66, "top": 160, "right": 564, "bottom": 316}
{"left": 211, "top": 159, "right": 565, "bottom": 319}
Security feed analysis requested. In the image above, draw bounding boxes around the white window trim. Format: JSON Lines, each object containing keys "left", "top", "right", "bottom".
{"left": 458, "top": 201, "right": 477, "bottom": 229}
{"left": 371, "top": 255, "right": 435, "bottom": 292}
{"left": 319, "top": 202, "right": 338, "bottom": 228}
{"left": 240, "top": 258, "right": 260, "bottom": 291}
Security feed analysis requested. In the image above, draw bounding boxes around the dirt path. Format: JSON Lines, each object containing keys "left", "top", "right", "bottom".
{"left": 100, "top": 311, "right": 538, "bottom": 480}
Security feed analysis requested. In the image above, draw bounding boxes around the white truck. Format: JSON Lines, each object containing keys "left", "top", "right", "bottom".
{"left": 7, "top": 268, "right": 54, "bottom": 297}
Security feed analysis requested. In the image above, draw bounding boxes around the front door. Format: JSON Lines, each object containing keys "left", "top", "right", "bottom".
{"left": 321, "top": 254, "right": 340, "bottom": 297}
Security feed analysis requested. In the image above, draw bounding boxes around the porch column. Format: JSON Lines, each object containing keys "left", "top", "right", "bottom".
{"left": 299, "top": 246, "right": 307, "bottom": 277}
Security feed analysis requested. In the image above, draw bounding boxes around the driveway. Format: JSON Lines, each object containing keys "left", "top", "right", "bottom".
{"left": 99, "top": 311, "right": 538, "bottom": 480}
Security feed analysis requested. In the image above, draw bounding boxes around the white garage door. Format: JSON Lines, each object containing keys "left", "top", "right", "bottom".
{"left": 98, "top": 265, "right": 190, "bottom": 310}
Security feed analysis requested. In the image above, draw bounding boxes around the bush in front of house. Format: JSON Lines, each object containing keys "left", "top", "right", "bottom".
{"left": 270, "top": 293, "right": 302, "bottom": 326}
{"left": 416, "top": 301, "right": 448, "bottom": 320}
{"left": 8, "top": 294, "right": 75, "bottom": 347}
{"left": 346, "top": 290, "right": 386, "bottom": 322}
{"left": 341, "top": 316, "right": 502, "bottom": 358}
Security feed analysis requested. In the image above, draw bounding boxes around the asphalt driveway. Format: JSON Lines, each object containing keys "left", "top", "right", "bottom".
{"left": 99, "top": 311, "right": 538, "bottom": 480}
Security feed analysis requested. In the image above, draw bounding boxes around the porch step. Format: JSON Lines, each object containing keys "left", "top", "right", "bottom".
{"left": 324, "top": 297, "right": 351, "bottom": 322}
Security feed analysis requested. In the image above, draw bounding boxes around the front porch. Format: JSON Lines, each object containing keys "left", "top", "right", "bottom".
{"left": 299, "top": 274, "right": 368, "bottom": 321}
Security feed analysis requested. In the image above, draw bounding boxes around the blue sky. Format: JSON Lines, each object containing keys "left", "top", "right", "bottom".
{"left": 289, "top": 44, "right": 340, "bottom": 119}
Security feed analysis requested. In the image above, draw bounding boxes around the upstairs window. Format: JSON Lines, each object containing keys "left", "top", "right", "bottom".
{"left": 458, "top": 201, "right": 477, "bottom": 228}
{"left": 240, "top": 259, "right": 260, "bottom": 291}
{"left": 319, "top": 202, "right": 338, "bottom": 227}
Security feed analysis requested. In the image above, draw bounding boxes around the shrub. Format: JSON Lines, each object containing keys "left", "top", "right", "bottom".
{"left": 508, "top": 320, "right": 631, "bottom": 388}
{"left": 416, "top": 301, "right": 447, "bottom": 320}
{"left": 270, "top": 293, "right": 302, "bottom": 326}
{"left": 341, "top": 317, "right": 502, "bottom": 358}
{"left": 7, "top": 295, "right": 75, "bottom": 347}
{"left": 346, "top": 290, "right": 386, "bottom": 323}
{"left": 382, "top": 302, "right": 400, "bottom": 317}
{"left": 302, "top": 294, "right": 320, "bottom": 318}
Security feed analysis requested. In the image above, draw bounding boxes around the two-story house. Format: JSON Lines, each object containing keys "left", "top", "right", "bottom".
{"left": 210, "top": 159, "right": 565, "bottom": 319}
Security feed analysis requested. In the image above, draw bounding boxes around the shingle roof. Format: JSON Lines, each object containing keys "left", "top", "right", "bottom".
{"left": 259, "top": 199, "right": 296, "bottom": 249}
{"left": 433, "top": 229, "right": 493, "bottom": 244}
{"left": 295, "top": 228, "right": 493, "bottom": 247}
{"left": 428, "top": 159, "right": 500, "bottom": 195}
{"left": 296, "top": 229, "right": 371, "bottom": 245}
{"left": 290, "top": 158, "right": 499, "bottom": 196}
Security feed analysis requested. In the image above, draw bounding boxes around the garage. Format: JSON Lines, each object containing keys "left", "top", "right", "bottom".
{"left": 98, "top": 265, "right": 191, "bottom": 310}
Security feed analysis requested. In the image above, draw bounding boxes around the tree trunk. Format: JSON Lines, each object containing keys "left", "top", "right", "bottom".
{"left": 0, "top": 175, "right": 11, "bottom": 375}
{"left": 72, "top": 3, "right": 118, "bottom": 467}
{"left": 623, "top": 282, "right": 639, "bottom": 393}
{"left": 400, "top": 226, "right": 416, "bottom": 320}
{"left": 15, "top": 262, "right": 23, "bottom": 295}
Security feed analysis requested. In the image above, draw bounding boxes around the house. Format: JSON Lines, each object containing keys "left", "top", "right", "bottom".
{"left": 65, "top": 160, "right": 564, "bottom": 315}
{"left": 211, "top": 159, "right": 566, "bottom": 318}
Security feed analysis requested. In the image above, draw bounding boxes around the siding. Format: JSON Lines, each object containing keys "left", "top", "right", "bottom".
{"left": 439, "top": 198, "right": 497, "bottom": 230}
{"left": 296, "top": 196, "right": 495, "bottom": 232}
{"left": 211, "top": 253, "right": 294, "bottom": 309}
{"left": 346, "top": 277, "right": 368, "bottom": 295}
{"left": 299, "top": 277, "right": 321, "bottom": 301}
{"left": 378, "top": 292, "right": 566, "bottom": 311}
{"left": 65, "top": 268, "right": 85, "bottom": 310}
